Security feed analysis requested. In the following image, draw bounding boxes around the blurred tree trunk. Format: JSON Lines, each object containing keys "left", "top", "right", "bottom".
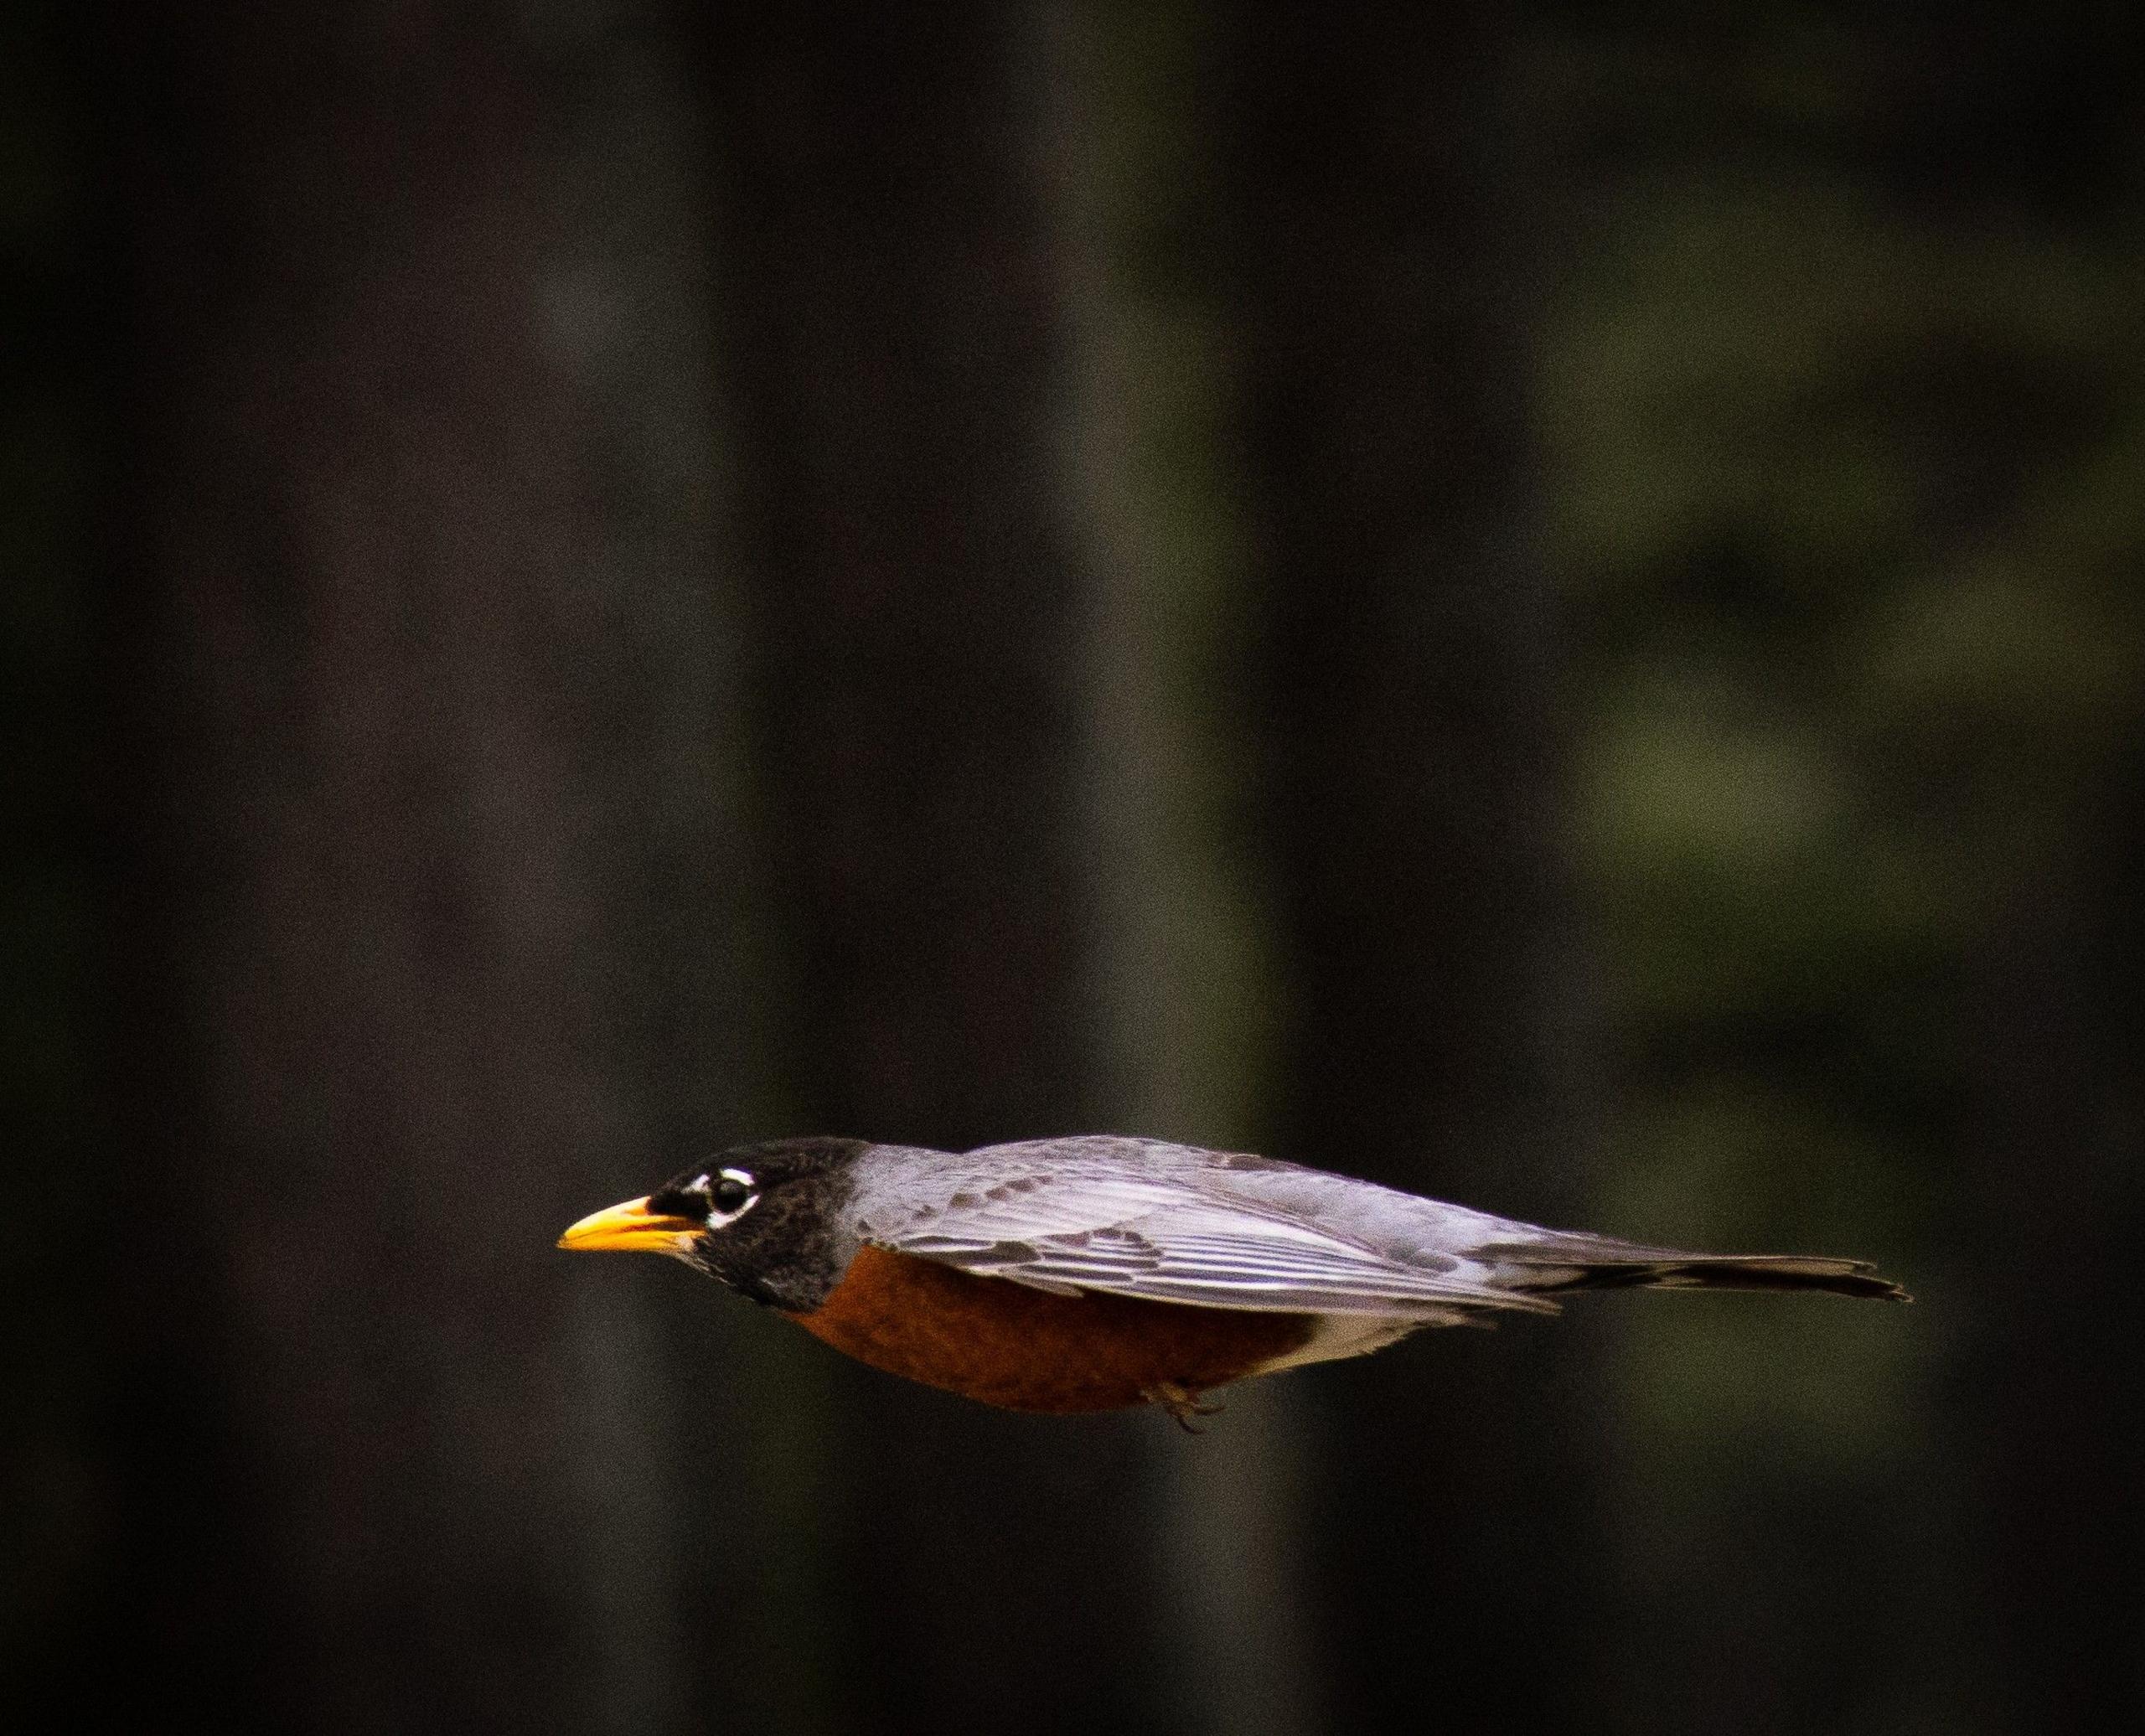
{"left": 1222, "top": 6, "right": 1606, "bottom": 1730}
{"left": 106, "top": 6, "right": 757, "bottom": 1731}
{"left": 706, "top": 10, "right": 1169, "bottom": 1734}
{"left": 1957, "top": 788, "right": 2145, "bottom": 1732}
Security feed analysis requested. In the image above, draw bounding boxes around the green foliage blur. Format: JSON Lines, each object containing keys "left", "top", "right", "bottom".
{"left": 1534, "top": 13, "right": 2144, "bottom": 1712}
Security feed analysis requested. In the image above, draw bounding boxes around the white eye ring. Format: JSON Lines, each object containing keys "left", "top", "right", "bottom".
{"left": 706, "top": 1168, "right": 758, "bottom": 1222}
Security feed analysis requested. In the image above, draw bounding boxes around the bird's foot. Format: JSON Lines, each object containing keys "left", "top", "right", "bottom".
{"left": 1141, "top": 1382, "right": 1223, "bottom": 1434}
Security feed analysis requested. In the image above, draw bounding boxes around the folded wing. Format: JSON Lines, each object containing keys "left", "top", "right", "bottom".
{"left": 850, "top": 1141, "right": 1553, "bottom": 1320}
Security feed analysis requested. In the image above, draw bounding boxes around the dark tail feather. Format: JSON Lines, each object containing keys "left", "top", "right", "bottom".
{"left": 1489, "top": 1238, "right": 1910, "bottom": 1304}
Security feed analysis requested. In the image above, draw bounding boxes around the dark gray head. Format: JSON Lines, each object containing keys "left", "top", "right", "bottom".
{"left": 559, "top": 1136, "right": 868, "bottom": 1311}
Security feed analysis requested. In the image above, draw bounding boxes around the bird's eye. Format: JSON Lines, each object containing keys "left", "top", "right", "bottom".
{"left": 710, "top": 1175, "right": 752, "bottom": 1215}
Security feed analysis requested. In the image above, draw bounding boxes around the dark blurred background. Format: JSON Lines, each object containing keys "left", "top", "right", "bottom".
{"left": 5, "top": 3, "right": 2141, "bottom": 1732}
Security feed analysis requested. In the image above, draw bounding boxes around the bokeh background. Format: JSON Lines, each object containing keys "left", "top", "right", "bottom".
{"left": 5, "top": 4, "right": 2141, "bottom": 1733}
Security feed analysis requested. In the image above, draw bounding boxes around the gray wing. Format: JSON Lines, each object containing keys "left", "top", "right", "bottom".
{"left": 848, "top": 1137, "right": 1556, "bottom": 1320}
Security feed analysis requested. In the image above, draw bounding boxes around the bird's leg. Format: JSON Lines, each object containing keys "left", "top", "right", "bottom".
{"left": 1141, "top": 1381, "right": 1223, "bottom": 1434}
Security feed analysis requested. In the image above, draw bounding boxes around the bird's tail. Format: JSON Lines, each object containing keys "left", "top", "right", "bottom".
{"left": 1488, "top": 1234, "right": 1910, "bottom": 1303}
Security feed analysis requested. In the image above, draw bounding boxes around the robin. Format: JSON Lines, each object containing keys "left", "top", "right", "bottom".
{"left": 559, "top": 1134, "right": 1905, "bottom": 1423}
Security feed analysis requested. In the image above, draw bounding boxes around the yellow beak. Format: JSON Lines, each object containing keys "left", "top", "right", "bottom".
{"left": 556, "top": 1195, "right": 703, "bottom": 1254}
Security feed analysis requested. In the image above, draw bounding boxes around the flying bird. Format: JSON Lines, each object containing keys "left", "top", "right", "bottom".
{"left": 559, "top": 1135, "right": 1905, "bottom": 1423}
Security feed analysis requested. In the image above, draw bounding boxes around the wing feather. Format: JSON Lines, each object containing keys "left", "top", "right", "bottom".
{"left": 851, "top": 1142, "right": 1553, "bottom": 1319}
